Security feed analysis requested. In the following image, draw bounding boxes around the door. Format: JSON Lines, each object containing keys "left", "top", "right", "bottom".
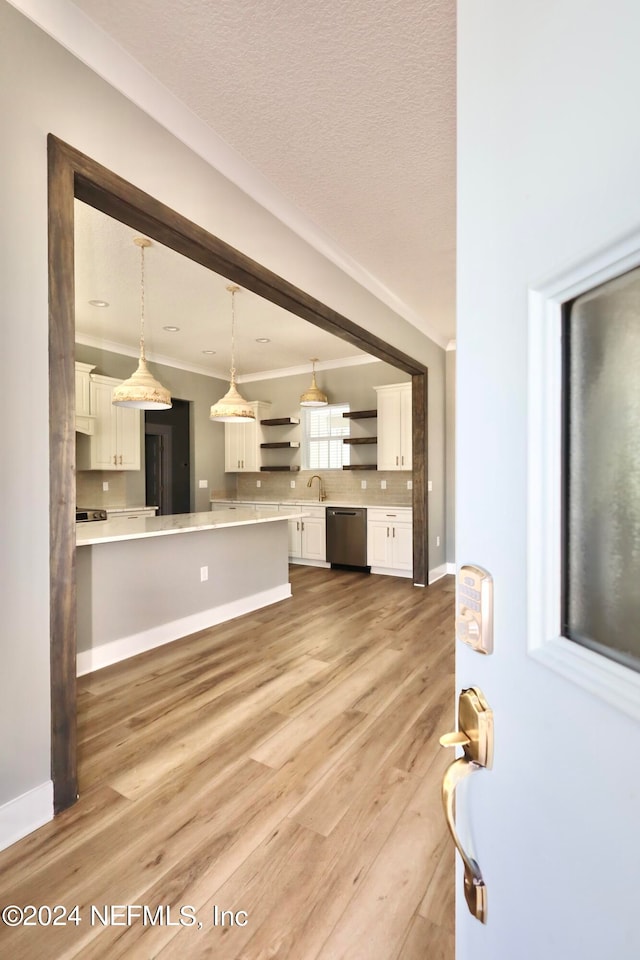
{"left": 456, "top": 4, "right": 640, "bottom": 959}
{"left": 145, "top": 424, "right": 172, "bottom": 515}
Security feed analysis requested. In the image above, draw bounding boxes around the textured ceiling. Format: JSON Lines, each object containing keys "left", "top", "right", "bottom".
{"left": 70, "top": 0, "right": 456, "bottom": 343}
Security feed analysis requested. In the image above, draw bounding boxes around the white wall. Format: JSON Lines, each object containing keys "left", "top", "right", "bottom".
{"left": 457, "top": 2, "right": 640, "bottom": 957}
{"left": 0, "top": 1, "right": 447, "bottom": 843}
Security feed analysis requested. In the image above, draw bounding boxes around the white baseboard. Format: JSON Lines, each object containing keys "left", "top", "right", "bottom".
{"left": 428, "top": 563, "right": 449, "bottom": 584}
{"left": 0, "top": 781, "right": 53, "bottom": 852}
{"left": 446, "top": 562, "right": 456, "bottom": 575}
{"left": 77, "top": 582, "right": 292, "bottom": 676}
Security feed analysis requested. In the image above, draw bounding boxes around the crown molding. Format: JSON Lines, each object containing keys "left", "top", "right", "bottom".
{"left": 74, "top": 332, "right": 228, "bottom": 380}
{"left": 10, "top": 0, "right": 449, "bottom": 350}
{"left": 75, "top": 333, "right": 381, "bottom": 382}
{"left": 446, "top": 339, "right": 457, "bottom": 351}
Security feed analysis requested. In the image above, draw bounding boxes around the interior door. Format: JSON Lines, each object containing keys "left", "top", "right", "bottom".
{"left": 456, "top": 3, "right": 640, "bottom": 959}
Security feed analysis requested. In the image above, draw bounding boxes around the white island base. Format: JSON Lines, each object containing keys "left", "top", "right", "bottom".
{"left": 76, "top": 509, "right": 295, "bottom": 676}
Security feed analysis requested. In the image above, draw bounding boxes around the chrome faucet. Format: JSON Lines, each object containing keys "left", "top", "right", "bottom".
{"left": 307, "top": 474, "right": 326, "bottom": 502}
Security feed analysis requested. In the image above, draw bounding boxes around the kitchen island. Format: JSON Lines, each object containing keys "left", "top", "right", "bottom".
{"left": 76, "top": 507, "right": 302, "bottom": 675}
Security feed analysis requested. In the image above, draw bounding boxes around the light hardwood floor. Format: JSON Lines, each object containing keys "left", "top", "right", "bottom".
{"left": 0, "top": 565, "right": 455, "bottom": 960}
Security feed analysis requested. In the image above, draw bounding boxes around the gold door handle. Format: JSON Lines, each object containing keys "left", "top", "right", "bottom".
{"left": 441, "top": 756, "right": 487, "bottom": 924}
{"left": 439, "top": 687, "right": 493, "bottom": 925}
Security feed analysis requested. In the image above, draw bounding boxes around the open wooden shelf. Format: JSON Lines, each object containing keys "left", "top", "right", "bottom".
{"left": 343, "top": 437, "right": 377, "bottom": 445}
{"left": 342, "top": 464, "right": 377, "bottom": 471}
{"left": 261, "top": 417, "right": 300, "bottom": 426}
{"left": 259, "top": 465, "right": 301, "bottom": 472}
{"left": 260, "top": 441, "right": 300, "bottom": 449}
{"left": 342, "top": 409, "right": 377, "bottom": 420}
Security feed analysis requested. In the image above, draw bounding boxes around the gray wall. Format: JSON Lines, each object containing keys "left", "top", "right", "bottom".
{"left": 0, "top": 2, "right": 448, "bottom": 816}
{"left": 243, "top": 360, "right": 410, "bottom": 415}
{"left": 75, "top": 343, "right": 230, "bottom": 510}
{"left": 445, "top": 348, "right": 456, "bottom": 564}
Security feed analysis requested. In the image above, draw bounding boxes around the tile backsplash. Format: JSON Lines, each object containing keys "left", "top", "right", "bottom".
{"left": 77, "top": 471, "right": 139, "bottom": 508}
{"left": 78, "top": 469, "right": 413, "bottom": 509}
{"left": 236, "top": 470, "right": 412, "bottom": 506}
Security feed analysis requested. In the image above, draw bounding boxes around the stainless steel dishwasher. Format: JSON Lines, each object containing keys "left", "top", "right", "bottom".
{"left": 325, "top": 506, "right": 369, "bottom": 570}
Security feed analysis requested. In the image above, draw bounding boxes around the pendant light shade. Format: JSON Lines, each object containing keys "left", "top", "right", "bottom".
{"left": 209, "top": 285, "right": 255, "bottom": 423}
{"left": 300, "top": 358, "right": 328, "bottom": 407}
{"left": 112, "top": 238, "right": 172, "bottom": 410}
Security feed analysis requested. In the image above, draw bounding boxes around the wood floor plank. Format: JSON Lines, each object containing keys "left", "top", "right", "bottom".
{"left": 233, "top": 764, "right": 421, "bottom": 960}
{"left": 287, "top": 665, "right": 450, "bottom": 837}
{"left": 249, "top": 648, "right": 402, "bottom": 768}
{"left": 311, "top": 749, "right": 450, "bottom": 960}
{"left": 0, "top": 568, "right": 455, "bottom": 960}
{"left": 418, "top": 833, "right": 455, "bottom": 934}
{"left": 392, "top": 914, "right": 455, "bottom": 960}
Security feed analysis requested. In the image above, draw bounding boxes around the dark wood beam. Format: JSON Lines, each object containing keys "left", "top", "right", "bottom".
{"left": 47, "top": 133, "right": 430, "bottom": 811}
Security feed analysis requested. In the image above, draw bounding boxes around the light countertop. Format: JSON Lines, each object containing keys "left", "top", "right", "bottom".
{"left": 76, "top": 507, "right": 306, "bottom": 546}
{"left": 209, "top": 498, "right": 412, "bottom": 510}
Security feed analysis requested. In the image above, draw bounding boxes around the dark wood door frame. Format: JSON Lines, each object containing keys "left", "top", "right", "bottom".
{"left": 48, "top": 134, "right": 430, "bottom": 813}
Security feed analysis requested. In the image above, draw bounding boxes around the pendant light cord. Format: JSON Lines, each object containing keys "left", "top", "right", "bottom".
{"left": 139, "top": 242, "right": 146, "bottom": 362}
{"left": 228, "top": 285, "right": 238, "bottom": 385}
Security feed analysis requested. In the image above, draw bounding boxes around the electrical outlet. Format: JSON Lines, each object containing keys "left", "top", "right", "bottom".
{"left": 198, "top": 479, "right": 208, "bottom": 489}
{"left": 407, "top": 480, "right": 413, "bottom": 490}
{"left": 361, "top": 480, "right": 367, "bottom": 490}
{"left": 290, "top": 480, "right": 296, "bottom": 488}
{"left": 256, "top": 479, "right": 261, "bottom": 488}
{"left": 380, "top": 479, "right": 387, "bottom": 490}
{"left": 436, "top": 536, "right": 440, "bottom": 547}
{"left": 102, "top": 481, "right": 109, "bottom": 492}
{"left": 200, "top": 566, "right": 208, "bottom": 582}
{"left": 428, "top": 480, "right": 433, "bottom": 492}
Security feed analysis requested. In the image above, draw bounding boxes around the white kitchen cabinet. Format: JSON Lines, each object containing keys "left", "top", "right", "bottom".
{"left": 375, "top": 382, "right": 412, "bottom": 471}
{"left": 279, "top": 504, "right": 327, "bottom": 564}
{"left": 224, "top": 401, "right": 271, "bottom": 472}
{"left": 367, "top": 507, "right": 413, "bottom": 577}
{"left": 75, "top": 362, "right": 96, "bottom": 435}
{"left": 76, "top": 374, "right": 141, "bottom": 471}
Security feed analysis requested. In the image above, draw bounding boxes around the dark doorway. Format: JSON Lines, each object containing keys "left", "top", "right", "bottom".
{"left": 145, "top": 398, "right": 191, "bottom": 515}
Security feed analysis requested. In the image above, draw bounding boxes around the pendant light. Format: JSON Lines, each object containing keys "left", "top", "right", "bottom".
{"left": 112, "top": 237, "right": 172, "bottom": 410}
{"left": 300, "top": 358, "right": 328, "bottom": 407}
{"left": 209, "top": 285, "right": 255, "bottom": 422}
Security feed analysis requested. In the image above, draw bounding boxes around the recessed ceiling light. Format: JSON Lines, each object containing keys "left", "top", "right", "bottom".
{"left": 202, "top": 349, "right": 216, "bottom": 355}
{"left": 88, "top": 299, "right": 109, "bottom": 308}
{"left": 163, "top": 325, "right": 180, "bottom": 332}
{"left": 255, "top": 337, "right": 271, "bottom": 343}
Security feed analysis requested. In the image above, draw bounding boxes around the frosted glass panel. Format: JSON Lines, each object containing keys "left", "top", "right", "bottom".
{"left": 564, "top": 266, "right": 640, "bottom": 672}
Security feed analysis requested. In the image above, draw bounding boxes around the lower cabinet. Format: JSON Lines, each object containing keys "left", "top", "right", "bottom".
{"left": 280, "top": 505, "right": 327, "bottom": 564}
{"left": 367, "top": 508, "right": 413, "bottom": 577}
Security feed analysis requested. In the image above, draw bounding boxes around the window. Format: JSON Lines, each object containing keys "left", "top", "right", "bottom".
{"left": 301, "top": 403, "right": 350, "bottom": 470}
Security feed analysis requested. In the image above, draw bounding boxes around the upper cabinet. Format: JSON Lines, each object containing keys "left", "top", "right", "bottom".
{"left": 76, "top": 374, "right": 141, "bottom": 471}
{"left": 224, "top": 401, "right": 271, "bottom": 472}
{"left": 75, "top": 362, "right": 96, "bottom": 435}
{"left": 374, "top": 382, "right": 412, "bottom": 471}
